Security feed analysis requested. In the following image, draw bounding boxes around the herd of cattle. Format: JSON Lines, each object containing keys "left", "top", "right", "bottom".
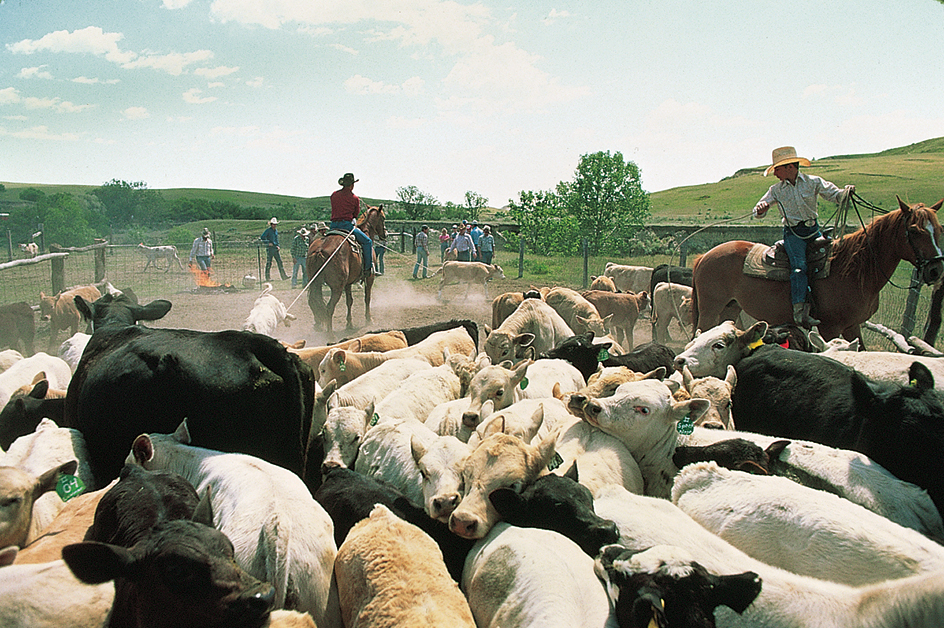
{"left": 1, "top": 259, "right": 944, "bottom": 627}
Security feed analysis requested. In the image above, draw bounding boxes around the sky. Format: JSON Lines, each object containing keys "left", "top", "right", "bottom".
{"left": 2, "top": 0, "right": 944, "bottom": 208}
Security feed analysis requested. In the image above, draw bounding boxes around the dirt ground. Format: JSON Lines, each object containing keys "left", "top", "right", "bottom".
{"left": 123, "top": 251, "right": 692, "bottom": 355}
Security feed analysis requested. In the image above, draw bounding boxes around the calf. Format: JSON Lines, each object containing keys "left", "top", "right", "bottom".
{"left": 651, "top": 282, "right": 693, "bottom": 344}
{"left": 603, "top": 262, "right": 653, "bottom": 293}
{"left": 136, "top": 242, "right": 185, "bottom": 271}
{"left": 335, "top": 505, "right": 476, "bottom": 628}
{"left": 18, "top": 242, "right": 38, "bottom": 257}
{"left": 672, "top": 461, "right": 944, "bottom": 587}
{"left": 602, "top": 340, "right": 675, "bottom": 373}
{"left": 0, "top": 378, "right": 66, "bottom": 449}
{"left": 39, "top": 284, "right": 101, "bottom": 353}
{"left": 0, "top": 302, "right": 35, "bottom": 356}
{"left": 127, "top": 421, "right": 337, "bottom": 626}
{"left": 581, "top": 289, "right": 650, "bottom": 350}
{"left": 395, "top": 318, "right": 480, "bottom": 351}
{"left": 483, "top": 298, "right": 575, "bottom": 364}
{"left": 544, "top": 286, "right": 611, "bottom": 337}
{"left": 288, "top": 329, "right": 409, "bottom": 374}
{"left": 673, "top": 320, "right": 768, "bottom": 378}
{"left": 680, "top": 364, "right": 737, "bottom": 429}
{"left": 448, "top": 430, "right": 559, "bottom": 539}
{"left": 242, "top": 283, "right": 296, "bottom": 336}
{"left": 538, "top": 331, "right": 610, "bottom": 382}
{"left": 589, "top": 274, "right": 617, "bottom": 291}
{"left": 57, "top": 332, "right": 91, "bottom": 373}
{"left": 462, "top": 523, "right": 614, "bottom": 628}
{"left": 732, "top": 345, "right": 944, "bottom": 517}
{"left": 63, "top": 519, "right": 276, "bottom": 628}
{"left": 595, "top": 543, "right": 760, "bottom": 628}
{"left": 0, "top": 351, "right": 72, "bottom": 412}
{"left": 434, "top": 261, "right": 506, "bottom": 299}
{"left": 0, "top": 460, "right": 77, "bottom": 547}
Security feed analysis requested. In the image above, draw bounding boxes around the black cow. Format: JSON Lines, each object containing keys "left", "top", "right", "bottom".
{"left": 596, "top": 544, "right": 761, "bottom": 628}
{"left": 373, "top": 318, "right": 479, "bottom": 352}
{"left": 602, "top": 341, "right": 675, "bottom": 373}
{"left": 649, "top": 263, "right": 693, "bottom": 295}
{"left": 0, "top": 301, "right": 35, "bottom": 356}
{"left": 732, "top": 345, "right": 944, "bottom": 516}
{"left": 537, "top": 332, "right": 609, "bottom": 382}
{"left": 67, "top": 293, "right": 316, "bottom": 490}
{"left": 314, "top": 466, "right": 475, "bottom": 583}
{"left": 762, "top": 324, "right": 813, "bottom": 352}
{"left": 0, "top": 379, "right": 66, "bottom": 449}
{"left": 63, "top": 519, "right": 275, "bottom": 628}
{"left": 488, "top": 463, "right": 620, "bottom": 557}
{"left": 673, "top": 438, "right": 790, "bottom": 476}
{"left": 84, "top": 463, "right": 202, "bottom": 547}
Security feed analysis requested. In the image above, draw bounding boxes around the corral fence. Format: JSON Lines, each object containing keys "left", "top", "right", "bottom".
{"left": 2, "top": 225, "right": 943, "bottom": 354}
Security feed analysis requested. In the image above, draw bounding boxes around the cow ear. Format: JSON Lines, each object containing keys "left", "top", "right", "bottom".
{"left": 332, "top": 350, "right": 347, "bottom": 365}
{"left": 172, "top": 419, "right": 192, "bottom": 444}
{"left": 552, "top": 382, "right": 563, "bottom": 400}
{"left": 62, "top": 542, "right": 136, "bottom": 584}
{"left": 531, "top": 427, "right": 560, "bottom": 473}
{"left": 34, "top": 460, "right": 78, "bottom": 501}
{"left": 808, "top": 330, "right": 826, "bottom": 351}
{"left": 364, "top": 401, "right": 375, "bottom": 427}
{"left": 348, "top": 339, "right": 362, "bottom": 352}
{"left": 741, "top": 321, "right": 768, "bottom": 348}
{"left": 850, "top": 370, "right": 879, "bottom": 409}
{"left": 563, "top": 461, "right": 579, "bottom": 482}
{"left": 709, "top": 570, "right": 763, "bottom": 615}
{"left": 765, "top": 440, "right": 791, "bottom": 461}
{"left": 511, "top": 360, "right": 531, "bottom": 386}
{"left": 0, "top": 546, "right": 18, "bottom": 567}
{"left": 724, "top": 365, "right": 738, "bottom": 388}
{"left": 74, "top": 295, "right": 93, "bottom": 321}
{"left": 485, "top": 325, "right": 492, "bottom": 336}
{"left": 514, "top": 333, "right": 535, "bottom": 348}
{"left": 136, "top": 299, "right": 172, "bottom": 322}
{"left": 29, "top": 379, "right": 50, "bottom": 399}
{"left": 909, "top": 362, "right": 935, "bottom": 392}
{"left": 576, "top": 315, "right": 590, "bottom": 326}
{"left": 602, "top": 314, "right": 614, "bottom": 325}
{"left": 488, "top": 487, "right": 524, "bottom": 518}
{"left": 641, "top": 366, "right": 667, "bottom": 381}
{"left": 193, "top": 486, "right": 214, "bottom": 526}
{"left": 682, "top": 365, "right": 695, "bottom": 390}
{"left": 319, "top": 380, "right": 338, "bottom": 403}
{"left": 131, "top": 434, "right": 154, "bottom": 465}
{"left": 675, "top": 398, "right": 710, "bottom": 424}
{"left": 410, "top": 435, "right": 428, "bottom": 464}
{"left": 525, "top": 404, "right": 545, "bottom": 441}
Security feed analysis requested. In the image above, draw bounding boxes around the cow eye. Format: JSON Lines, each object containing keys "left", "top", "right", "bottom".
{"left": 633, "top": 405, "right": 649, "bottom": 415}
{"left": 0, "top": 496, "right": 22, "bottom": 508}
{"left": 712, "top": 342, "right": 726, "bottom": 351}
{"left": 508, "top": 481, "right": 524, "bottom": 493}
{"left": 494, "top": 389, "right": 503, "bottom": 398}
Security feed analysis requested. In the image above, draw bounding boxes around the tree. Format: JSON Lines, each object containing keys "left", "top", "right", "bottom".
{"left": 463, "top": 191, "right": 489, "bottom": 222}
{"left": 506, "top": 189, "right": 581, "bottom": 256}
{"left": 396, "top": 185, "right": 439, "bottom": 220}
{"left": 93, "top": 179, "right": 165, "bottom": 226}
{"left": 562, "top": 150, "right": 650, "bottom": 255}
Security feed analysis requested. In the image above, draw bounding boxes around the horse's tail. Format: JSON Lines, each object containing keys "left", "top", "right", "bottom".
{"left": 689, "top": 254, "right": 703, "bottom": 337}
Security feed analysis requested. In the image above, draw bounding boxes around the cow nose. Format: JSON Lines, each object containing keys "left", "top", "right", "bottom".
{"left": 585, "top": 402, "right": 602, "bottom": 418}
{"left": 432, "top": 493, "right": 460, "bottom": 518}
{"left": 240, "top": 582, "right": 275, "bottom": 619}
{"left": 593, "top": 520, "right": 620, "bottom": 546}
{"left": 673, "top": 356, "right": 687, "bottom": 371}
{"left": 321, "top": 460, "right": 343, "bottom": 474}
{"left": 449, "top": 513, "right": 478, "bottom": 538}
{"left": 702, "top": 421, "right": 726, "bottom": 430}
{"left": 462, "top": 412, "right": 480, "bottom": 428}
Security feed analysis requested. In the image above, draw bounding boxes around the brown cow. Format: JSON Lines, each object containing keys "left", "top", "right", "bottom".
{"left": 581, "top": 290, "right": 650, "bottom": 350}
{"left": 0, "top": 302, "right": 35, "bottom": 356}
{"left": 434, "top": 261, "right": 506, "bottom": 300}
{"left": 288, "top": 330, "right": 408, "bottom": 374}
{"left": 39, "top": 285, "right": 101, "bottom": 353}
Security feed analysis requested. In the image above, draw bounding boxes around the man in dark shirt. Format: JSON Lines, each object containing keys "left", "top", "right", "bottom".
{"left": 330, "top": 172, "right": 375, "bottom": 275}
{"left": 260, "top": 217, "right": 289, "bottom": 281}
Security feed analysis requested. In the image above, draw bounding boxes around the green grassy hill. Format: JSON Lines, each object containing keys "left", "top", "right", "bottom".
{"left": 649, "top": 137, "right": 944, "bottom": 223}
{"left": 3, "top": 137, "right": 942, "bottom": 224}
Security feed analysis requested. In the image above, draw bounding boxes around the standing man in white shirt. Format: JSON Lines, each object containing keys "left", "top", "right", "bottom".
{"left": 413, "top": 224, "right": 430, "bottom": 279}
{"left": 753, "top": 146, "right": 853, "bottom": 328}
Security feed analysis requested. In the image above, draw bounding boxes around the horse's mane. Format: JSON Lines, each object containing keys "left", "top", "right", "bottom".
{"left": 830, "top": 207, "right": 910, "bottom": 283}
{"left": 356, "top": 205, "right": 385, "bottom": 239}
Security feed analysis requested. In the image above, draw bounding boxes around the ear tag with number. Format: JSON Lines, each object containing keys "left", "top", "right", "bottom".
{"left": 676, "top": 414, "right": 695, "bottom": 435}
{"left": 547, "top": 452, "right": 564, "bottom": 472}
{"left": 339, "top": 361, "right": 347, "bottom": 373}
{"left": 597, "top": 348, "right": 610, "bottom": 361}
{"left": 56, "top": 474, "right": 86, "bottom": 502}
{"left": 370, "top": 413, "right": 379, "bottom": 427}
{"left": 519, "top": 377, "right": 529, "bottom": 390}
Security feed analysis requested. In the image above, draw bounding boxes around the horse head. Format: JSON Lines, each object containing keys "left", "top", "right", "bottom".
{"left": 358, "top": 205, "right": 386, "bottom": 241}
{"left": 898, "top": 196, "right": 944, "bottom": 285}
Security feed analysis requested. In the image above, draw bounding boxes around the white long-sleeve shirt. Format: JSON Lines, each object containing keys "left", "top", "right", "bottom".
{"left": 755, "top": 172, "right": 844, "bottom": 227}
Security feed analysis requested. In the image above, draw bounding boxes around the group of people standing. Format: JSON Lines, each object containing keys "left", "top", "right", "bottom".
{"left": 413, "top": 220, "right": 495, "bottom": 279}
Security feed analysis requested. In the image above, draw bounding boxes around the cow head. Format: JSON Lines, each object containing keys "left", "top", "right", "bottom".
{"left": 595, "top": 544, "right": 762, "bottom": 628}
{"left": 75, "top": 293, "right": 172, "bottom": 333}
{"left": 462, "top": 360, "right": 531, "bottom": 428}
{"left": 0, "top": 460, "right": 77, "bottom": 548}
{"left": 411, "top": 435, "right": 472, "bottom": 522}
{"left": 681, "top": 365, "right": 737, "bottom": 430}
{"left": 673, "top": 321, "right": 768, "bottom": 379}
{"left": 483, "top": 329, "right": 536, "bottom": 364}
{"left": 321, "top": 401, "right": 373, "bottom": 471}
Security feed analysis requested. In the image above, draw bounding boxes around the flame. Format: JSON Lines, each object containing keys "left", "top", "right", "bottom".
{"left": 189, "top": 265, "right": 220, "bottom": 287}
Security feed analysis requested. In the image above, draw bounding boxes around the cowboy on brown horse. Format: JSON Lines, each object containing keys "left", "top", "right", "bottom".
{"left": 329, "top": 172, "right": 376, "bottom": 276}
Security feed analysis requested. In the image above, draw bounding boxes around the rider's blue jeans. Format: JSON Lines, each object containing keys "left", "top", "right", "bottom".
{"left": 330, "top": 220, "right": 374, "bottom": 271}
{"left": 783, "top": 222, "right": 820, "bottom": 304}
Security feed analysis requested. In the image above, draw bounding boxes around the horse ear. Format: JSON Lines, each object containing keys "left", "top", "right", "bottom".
{"left": 931, "top": 199, "right": 943, "bottom": 212}
{"left": 897, "top": 195, "right": 912, "bottom": 213}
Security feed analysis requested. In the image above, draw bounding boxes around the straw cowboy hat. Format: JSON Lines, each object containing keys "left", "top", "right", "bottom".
{"left": 765, "top": 146, "right": 812, "bottom": 176}
{"left": 202, "top": 228, "right": 210, "bottom": 236}
{"left": 269, "top": 217, "right": 279, "bottom": 225}
{"left": 298, "top": 227, "right": 310, "bottom": 237}
{"left": 338, "top": 173, "right": 359, "bottom": 186}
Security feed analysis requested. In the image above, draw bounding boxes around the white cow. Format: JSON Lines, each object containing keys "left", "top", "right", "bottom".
{"left": 672, "top": 461, "right": 944, "bottom": 586}
{"left": 651, "top": 282, "right": 693, "bottom": 344}
{"left": 126, "top": 421, "right": 338, "bottom": 628}
{"left": 462, "top": 523, "right": 616, "bottom": 628}
{"left": 137, "top": 243, "right": 184, "bottom": 271}
{"left": 602, "top": 262, "right": 652, "bottom": 293}
{"left": 242, "top": 283, "right": 296, "bottom": 336}
{"left": 17, "top": 243, "right": 39, "bottom": 258}
{"left": 57, "top": 333, "right": 91, "bottom": 374}
{"left": 819, "top": 350, "right": 944, "bottom": 391}
{"left": 0, "top": 350, "right": 24, "bottom": 374}
{"left": 0, "top": 353, "right": 72, "bottom": 410}
{"left": 594, "top": 485, "right": 944, "bottom": 628}
{"left": 483, "top": 299, "right": 575, "bottom": 364}
{"left": 672, "top": 320, "right": 768, "bottom": 378}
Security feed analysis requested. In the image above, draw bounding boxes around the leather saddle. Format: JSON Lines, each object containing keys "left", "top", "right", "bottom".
{"left": 743, "top": 234, "right": 833, "bottom": 281}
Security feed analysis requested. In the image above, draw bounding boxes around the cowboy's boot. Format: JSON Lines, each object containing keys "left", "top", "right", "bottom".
{"left": 793, "top": 303, "right": 820, "bottom": 328}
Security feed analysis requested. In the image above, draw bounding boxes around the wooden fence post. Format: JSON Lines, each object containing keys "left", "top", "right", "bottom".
{"left": 518, "top": 239, "right": 525, "bottom": 279}
{"left": 582, "top": 238, "right": 589, "bottom": 289}
{"left": 94, "top": 245, "right": 106, "bottom": 282}
{"left": 400, "top": 225, "right": 405, "bottom": 253}
{"left": 679, "top": 240, "right": 688, "bottom": 267}
{"left": 902, "top": 267, "right": 923, "bottom": 337}
{"left": 51, "top": 256, "right": 65, "bottom": 294}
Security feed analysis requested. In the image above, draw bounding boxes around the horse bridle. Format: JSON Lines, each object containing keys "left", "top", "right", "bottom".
{"left": 905, "top": 215, "right": 944, "bottom": 281}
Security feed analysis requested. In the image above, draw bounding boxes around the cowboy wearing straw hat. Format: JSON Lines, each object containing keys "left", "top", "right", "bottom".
{"left": 291, "top": 226, "right": 311, "bottom": 288}
{"left": 260, "top": 217, "right": 290, "bottom": 281}
{"left": 330, "top": 172, "right": 376, "bottom": 276}
{"left": 189, "top": 227, "right": 214, "bottom": 271}
{"left": 753, "top": 146, "right": 855, "bottom": 328}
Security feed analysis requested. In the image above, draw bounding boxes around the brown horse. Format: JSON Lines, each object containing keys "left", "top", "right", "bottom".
{"left": 306, "top": 206, "right": 385, "bottom": 333}
{"left": 691, "top": 197, "right": 944, "bottom": 344}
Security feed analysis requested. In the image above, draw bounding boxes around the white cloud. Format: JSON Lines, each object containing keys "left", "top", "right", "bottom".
{"left": 803, "top": 83, "right": 863, "bottom": 107}
{"left": 387, "top": 115, "right": 426, "bottom": 129}
{"left": 543, "top": 9, "right": 572, "bottom": 25}
{"left": 0, "top": 87, "right": 22, "bottom": 104}
{"left": 0, "top": 125, "right": 82, "bottom": 141}
{"left": 246, "top": 77, "right": 264, "bottom": 88}
{"left": 123, "top": 106, "right": 150, "bottom": 120}
{"left": 18, "top": 66, "right": 54, "bottom": 80}
{"left": 123, "top": 50, "right": 215, "bottom": 76}
{"left": 162, "top": 0, "right": 194, "bottom": 8}
{"left": 208, "top": 81, "right": 225, "bottom": 88}
{"left": 195, "top": 65, "right": 239, "bottom": 79}
{"left": 344, "top": 74, "right": 424, "bottom": 96}
{"left": 72, "top": 76, "right": 120, "bottom": 84}
{"left": 7, "top": 26, "right": 137, "bottom": 64}
{"left": 329, "top": 43, "right": 359, "bottom": 55}
{"left": 3, "top": 115, "right": 28, "bottom": 121}
{"left": 183, "top": 88, "right": 217, "bottom": 104}
{"left": 22, "top": 96, "right": 94, "bottom": 113}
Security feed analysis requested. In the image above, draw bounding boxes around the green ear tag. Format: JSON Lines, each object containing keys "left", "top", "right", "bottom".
{"left": 56, "top": 474, "right": 86, "bottom": 502}
{"left": 547, "top": 452, "right": 564, "bottom": 472}
{"left": 519, "top": 377, "right": 529, "bottom": 390}
{"left": 910, "top": 379, "right": 918, "bottom": 387}
{"left": 339, "top": 361, "right": 347, "bottom": 373}
{"left": 677, "top": 415, "right": 695, "bottom": 435}
{"left": 597, "top": 348, "right": 610, "bottom": 362}
{"left": 370, "top": 412, "right": 379, "bottom": 427}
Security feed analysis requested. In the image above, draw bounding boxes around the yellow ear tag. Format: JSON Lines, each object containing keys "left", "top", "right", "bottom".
{"left": 746, "top": 338, "right": 764, "bottom": 351}
{"left": 910, "top": 379, "right": 918, "bottom": 387}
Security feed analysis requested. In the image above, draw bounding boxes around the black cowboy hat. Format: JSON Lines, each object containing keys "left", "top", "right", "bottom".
{"left": 338, "top": 173, "right": 359, "bottom": 186}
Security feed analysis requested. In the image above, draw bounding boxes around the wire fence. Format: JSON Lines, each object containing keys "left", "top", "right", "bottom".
{"left": 1, "top": 239, "right": 942, "bottom": 354}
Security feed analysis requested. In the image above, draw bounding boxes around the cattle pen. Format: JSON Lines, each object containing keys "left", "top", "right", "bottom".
{"left": 1, "top": 238, "right": 944, "bottom": 355}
